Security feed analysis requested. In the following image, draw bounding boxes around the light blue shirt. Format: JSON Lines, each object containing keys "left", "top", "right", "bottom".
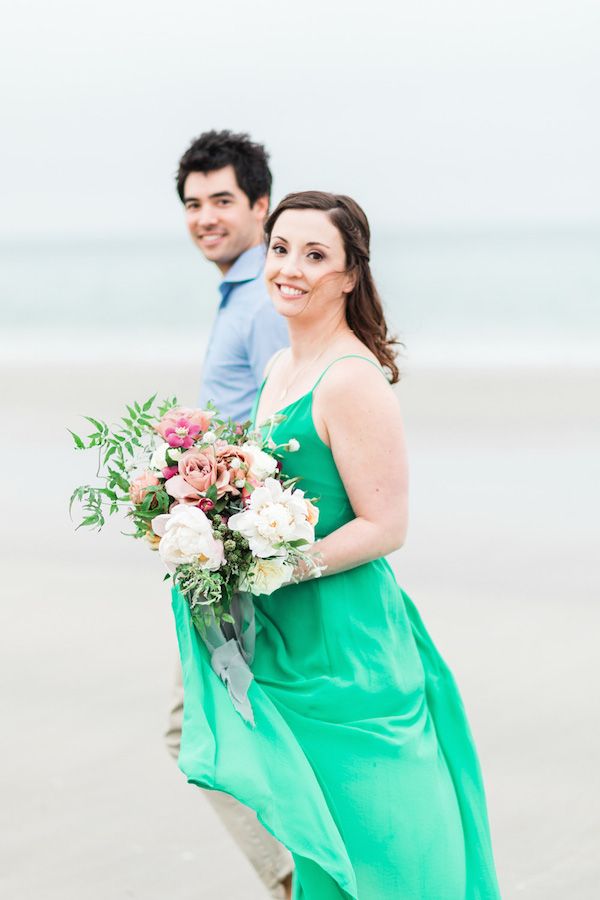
{"left": 198, "top": 244, "right": 289, "bottom": 422}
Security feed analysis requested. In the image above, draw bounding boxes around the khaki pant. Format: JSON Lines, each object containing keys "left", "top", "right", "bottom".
{"left": 165, "top": 663, "right": 293, "bottom": 898}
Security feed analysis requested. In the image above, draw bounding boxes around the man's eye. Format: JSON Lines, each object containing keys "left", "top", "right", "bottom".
{"left": 217, "top": 199, "right": 232, "bottom": 206}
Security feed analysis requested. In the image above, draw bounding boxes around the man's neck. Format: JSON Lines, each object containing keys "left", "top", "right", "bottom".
{"left": 217, "top": 236, "right": 264, "bottom": 277}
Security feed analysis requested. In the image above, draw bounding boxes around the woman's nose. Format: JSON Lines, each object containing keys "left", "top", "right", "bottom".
{"left": 279, "top": 255, "right": 303, "bottom": 278}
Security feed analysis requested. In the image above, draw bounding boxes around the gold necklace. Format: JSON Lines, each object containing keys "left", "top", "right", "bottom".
{"left": 278, "top": 345, "right": 330, "bottom": 402}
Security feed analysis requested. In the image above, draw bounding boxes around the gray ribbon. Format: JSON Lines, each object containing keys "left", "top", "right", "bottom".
{"left": 199, "top": 592, "right": 257, "bottom": 726}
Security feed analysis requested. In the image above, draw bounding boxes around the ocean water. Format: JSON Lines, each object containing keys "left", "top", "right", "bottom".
{"left": 1, "top": 227, "right": 598, "bottom": 366}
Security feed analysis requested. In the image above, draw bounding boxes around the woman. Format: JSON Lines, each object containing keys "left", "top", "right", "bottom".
{"left": 173, "top": 192, "right": 501, "bottom": 899}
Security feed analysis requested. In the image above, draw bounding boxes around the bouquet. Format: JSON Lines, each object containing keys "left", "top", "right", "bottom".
{"left": 69, "top": 395, "right": 321, "bottom": 723}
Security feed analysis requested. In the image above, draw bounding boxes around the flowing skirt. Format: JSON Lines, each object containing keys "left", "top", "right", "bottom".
{"left": 172, "top": 559, "right": 500, "bottom": 899}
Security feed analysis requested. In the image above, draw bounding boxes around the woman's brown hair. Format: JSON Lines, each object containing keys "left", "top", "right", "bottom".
{"left": 264, "top": 191, "right": 401, "bottom": 383}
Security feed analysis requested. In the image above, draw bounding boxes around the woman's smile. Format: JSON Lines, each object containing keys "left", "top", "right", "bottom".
{"left": 265, "top": 208, "right": 353, "bottom": 318}
{"left": 276, "top": 283, "right": 308, "bottom": 299}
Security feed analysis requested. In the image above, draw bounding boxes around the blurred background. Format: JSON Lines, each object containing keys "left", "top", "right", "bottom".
{"left": 1, "top": 1, "right": 598, "bottom": 897}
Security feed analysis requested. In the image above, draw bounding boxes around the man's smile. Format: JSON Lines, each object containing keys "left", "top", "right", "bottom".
{"left": 198, "top": 232, "right": 227, "bottom": 246}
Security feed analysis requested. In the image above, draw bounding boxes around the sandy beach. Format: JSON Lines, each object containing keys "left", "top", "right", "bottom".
{"left": 1, "top": 359, "right": 599, "bottom": 899}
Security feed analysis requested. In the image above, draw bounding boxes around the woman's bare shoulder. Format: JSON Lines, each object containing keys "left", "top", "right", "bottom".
{"left": 315, "top": 348, "right": 398, "bottom": 423}
{"left": 316, "top": 346, "right": 390, "bottom": 393}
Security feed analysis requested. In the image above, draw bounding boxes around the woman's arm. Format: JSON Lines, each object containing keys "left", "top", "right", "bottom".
{"left": 306, "top": 358, "right": 409, "bottom": 578}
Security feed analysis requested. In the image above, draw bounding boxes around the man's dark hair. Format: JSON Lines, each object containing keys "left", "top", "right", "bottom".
{"left": 176, "top": 130, "right": 272, "bottom": 206}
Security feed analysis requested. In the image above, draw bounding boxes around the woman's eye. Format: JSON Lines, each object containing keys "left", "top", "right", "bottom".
{"left": 272, "top": 244, "right": 286, "bottom": 254}
{"left": 307, "top": 251, "right": 323, "bottom": 261}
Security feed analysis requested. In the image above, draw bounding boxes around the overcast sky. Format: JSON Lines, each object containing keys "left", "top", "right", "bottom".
{"left": 1, "top": 0, "right": 598, "bottom": 237}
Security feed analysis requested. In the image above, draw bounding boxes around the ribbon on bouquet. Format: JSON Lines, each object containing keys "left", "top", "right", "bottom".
{"left": 199, "top": 592, "right": 257, "bottom": 726}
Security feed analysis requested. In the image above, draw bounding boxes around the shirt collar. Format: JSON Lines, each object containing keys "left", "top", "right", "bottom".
{"left": 220, "top": 243, "right": 266, "bottom": 287}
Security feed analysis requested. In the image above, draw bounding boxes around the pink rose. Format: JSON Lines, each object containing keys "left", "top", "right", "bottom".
{"left": 155, "top": 407, "right": 214, "bottom": 445}
{"left": 215, "top": 460, "right": 232, "bottom": 498}
{"left": 162, "top": 465, "right": 179, "bottom": 480}
{"left": 178, "top": 447, "right": 218, "bottom": 493}
{"left": 214, "top": 443, "right": 254, "bottom": 497}
{"left": 129, "top": 470, "right": 160, "bottom": 505}
{"left": 214, "top": 442, "right": 253, "bottom": 468}
{"left": 165, "top": 475, "right": 203, "bottom": 503}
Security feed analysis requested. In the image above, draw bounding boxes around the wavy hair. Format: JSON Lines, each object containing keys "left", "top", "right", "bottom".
{"left": 264, "top": 191, "right": 401, "bottom": 383}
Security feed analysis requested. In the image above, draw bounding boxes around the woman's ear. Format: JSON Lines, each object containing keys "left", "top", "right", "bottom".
{"left": 342, "top": 267, "right": 357, "bottom": 294}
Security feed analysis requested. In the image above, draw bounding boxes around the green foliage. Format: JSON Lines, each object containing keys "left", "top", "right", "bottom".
{"left": 175, "top": 564, "right": 234, "bottom": 633}
{"left": 68, "top": 391, "right": 316, "bottom": 635}
{"left": 175, "top": 563, "right": 225, "bottom": 607}
{"left": 68, "top": 393, "right": 173, "bottom": 535}
{"left": 158, "top": 396, "right": 177, "bottom": 417}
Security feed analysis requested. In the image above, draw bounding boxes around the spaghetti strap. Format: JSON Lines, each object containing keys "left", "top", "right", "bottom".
{"left": 312, "top": 354, "right": 387, "bottom": 391}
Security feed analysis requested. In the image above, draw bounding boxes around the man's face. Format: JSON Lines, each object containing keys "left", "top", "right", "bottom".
{"left": 183, "top": 166, "right": 268, "bottom": 273}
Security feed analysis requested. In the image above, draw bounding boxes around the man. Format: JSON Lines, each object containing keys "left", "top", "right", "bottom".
{"left": 166, "top": 130, "right": 292, "bottom": 899}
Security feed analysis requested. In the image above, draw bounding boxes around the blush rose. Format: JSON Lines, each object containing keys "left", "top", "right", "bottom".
{"left": 129, "top": 470, "right": 160, "bottom": 505}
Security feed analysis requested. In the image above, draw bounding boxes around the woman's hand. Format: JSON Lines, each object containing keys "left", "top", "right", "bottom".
{"left": 289, "top": 545, "right": 327, "bottom": 584}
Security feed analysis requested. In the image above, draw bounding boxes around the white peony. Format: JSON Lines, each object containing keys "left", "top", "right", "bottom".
{"left": 241, "top": 442, "right": 278, "bottom": 481}
{"left": 151, "top": 505, "right": 224, "bottom": 573}
{"left": 150, "top": 441, "right": 169, "bottom": 470}
{"left": 228, "top": 477, "right": 315, "bottom": 558}
{"left": 240, "top": 557, "right": 294, "bottom": 596}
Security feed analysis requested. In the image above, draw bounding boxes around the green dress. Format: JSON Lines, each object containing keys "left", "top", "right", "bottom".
{"left": 172, "top": 355, "right": 501, "bottom": 899}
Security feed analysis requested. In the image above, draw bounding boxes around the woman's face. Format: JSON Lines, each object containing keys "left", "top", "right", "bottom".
{"left": 264, "top": 209, "right": 355, "bottom": 320}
